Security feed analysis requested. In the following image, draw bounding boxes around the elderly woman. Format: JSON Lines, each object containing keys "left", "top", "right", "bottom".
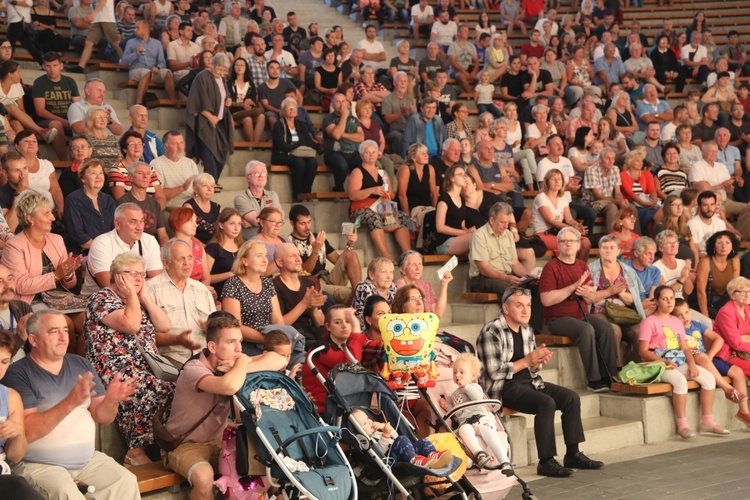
{"left": 620, "top": 150, "right": 660, "bottom": 234}
{"left": 59, "top": 135, "right": 95, "bottom": 198}
{"left": 714, "top": 278, "right": 750, "bottom": 385}
{"left": 184, "top": 173, "right": 220, "bottom": 244}
{"left": 251, "top": 207, "right": 291, "bottom": 276}
{"left": 655, "top": 144, "right": 688, "bottom": 199}
{"left": 533, "top": 168, "right": 591, "bottom": 260}
{"left": 588, "top": 234, "right": 646, "bottom": 366}
{"left": 394, "top": 250, "right": 452, "bottom": 319}
{"left": 82, "top": 106, "right": 120, "bottom": 168}
{"left": 389, "top": 41, "right": 418, "bottom": 79}
{"left": 186, "top": 53, "right": 235, "bottom": 182}
{"left": 348, "top": 140, "right": 412, "bottom": 262}
{"left": 397, "top": 143, "right": 437, "bottom": 247}
{"left": 84, "top": 253, "right": 174, "bottom": 466}
{"left": 62, "top": 159, "right": 116, "bottom": 256}
{"left": 354, "top": 66, "right": 389, "bottom": 114}
{"left": 541, "top": 48, "right": 567, "bottom": 99}
{"left": 565, "top": 45, "right": 600, "bottom": 106}
{"left": 606, "top": 90, "right": 640, "bottom": 142}
{"left": 695, "top": 231, "right": 740, "bottom": 319}
{"left": 654, "top": 229, "right": 695, "bottom": 301}
{"left": 13, "top": 131, "right": 64, "bottom": 215}
{"left": 221, "top": 240, "right": 287, "bottom": 351}
{"left": 524, "top": 104, "right": 556, "bottom": 161}
{"left": 271, "top": 97, "right": 319, "bottom": 200}
{"left": 205, "top": 207, "right": 243, "bottom": 299}
{"left": 609, "top": 206, "right": 640, "bottom": 259}
{"left": 676, "top": 124, "right": 702, "bottom": 170}
{"left": 109, "top": 131, "right": 166, "bottom": 208}
{"left": 351, "top": 257, "right": 397, "bottom": 329}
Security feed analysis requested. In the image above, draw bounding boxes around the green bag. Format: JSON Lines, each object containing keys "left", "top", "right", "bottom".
{"left": 618, "top": 361, "right": 667, "bottom": 386}
{"left": 605, "top": 300, "right": 642, "bottom": 325}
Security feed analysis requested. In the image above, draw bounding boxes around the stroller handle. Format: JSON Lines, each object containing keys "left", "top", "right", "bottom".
{"left": 279, "top": 425, "right": 341, "bottom": 451}
{"left": 443, "top": 399, "right": 504, "bottom": 422}
{"left": 306, "top": 345, "right": 327, "bottom": 386}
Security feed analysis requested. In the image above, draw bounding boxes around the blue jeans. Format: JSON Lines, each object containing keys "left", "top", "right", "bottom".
{"left": 570, "top": 202, "right": 597, "bottom": 235}
{"left": 477, "top": 103, "right": 503, "bottom": 119}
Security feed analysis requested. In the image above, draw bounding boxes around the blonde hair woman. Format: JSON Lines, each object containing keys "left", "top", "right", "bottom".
{"left": 351, "top": 256, "right": 397, "bottom": 330}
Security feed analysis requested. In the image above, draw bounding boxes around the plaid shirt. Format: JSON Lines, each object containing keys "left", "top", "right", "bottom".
{"left": 247, "top": 55, "right": 268, "bottom": 90}
{"left": 582, "top": 164, "right": 621, "bottom": 206}
{"left": 476, "top": 313, "right": 544, "bottom": 402}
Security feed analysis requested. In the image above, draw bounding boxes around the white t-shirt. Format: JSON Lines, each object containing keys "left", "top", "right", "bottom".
{"left": 527, "top": 122, "right": 557, "bottom": 140}
{"left": 357, "top": 39, "right": 386, "bottom": 70}
{"left": 92, "top": 0, "right": 115, "bottom": 24}
{"left": 680, "top": 44, "right": 708, "bottom": 66}
{"left": 688, "top": 160, "right": 730, "bottom": 202}
{"left": 688, "top": 214, "right": 726, "bottom": 253}
{"left": 536, "top": 156, "right": 575, "bottom": 183}
{"left": 150, "top": 155, "right": 200, "bottom": 208}
{"left": 533, "top": 18, "right": 559, "bottom": 36}
{"left": 29, "top": 159, "right": 56, "bottom": 209}
{"left": 431, "top": 21, "right": 457, "bottom": 47}
{"left": 660, "top": 122, "right": 677, "bottom": 142}
{"left": 593, "top": 45, "right": 621, "bottom": 61}
{"left": 411, "top": 4, "right": 434, "bottom": 26}
{"left": 532, "top": 191, "right": 571, "bottom": 233}
{"left": 653, "top": 258, "right": 688, "bottom": 298}
{"left": 0, "top": 82, "right": 24, "bottom": 107}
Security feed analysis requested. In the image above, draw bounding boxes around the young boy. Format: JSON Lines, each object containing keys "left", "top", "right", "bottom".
{"left": 263, "top": 329, "right": 302, "bottom": 379}
{"left": 671, "top": 298, "right": 750, "bottom": 426}
{"left": 351, "top": 409, "right": 453, "bottom": 468}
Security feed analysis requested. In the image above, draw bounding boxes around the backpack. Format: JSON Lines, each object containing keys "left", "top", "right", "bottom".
{"left": 618, "top": 361, "right": 666, "bottom": 386}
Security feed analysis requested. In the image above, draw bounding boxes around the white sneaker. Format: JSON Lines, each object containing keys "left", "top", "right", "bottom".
{"left": 42, "top": 128, "right": 58, "bottom": 144}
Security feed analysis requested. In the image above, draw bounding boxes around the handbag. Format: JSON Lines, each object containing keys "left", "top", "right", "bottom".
{"left": 289, "top": 145, "right": 317, "bottom": 158}
{"left": 11, "top": 5, "right": 36, "bottom": 37}
{"left": 605, "top": 300, "right": 642, "bottom": 325}
{"left": 618, "top": 361, "right": 666, "bottom": 386}
{"left": 153, "top": 399, "right": 220, "bottom": 453}
{"left": 136, "top": 339, "right": 179, "bottom": 382}
{"left": 733, "top": 335, "right": 750, "bottom": 361}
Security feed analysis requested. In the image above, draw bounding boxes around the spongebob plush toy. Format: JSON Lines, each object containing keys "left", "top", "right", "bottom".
{"left": 378, "top": 313, "right": 440, "bottom": 390}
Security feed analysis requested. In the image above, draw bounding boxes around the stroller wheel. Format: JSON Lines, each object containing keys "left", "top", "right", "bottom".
{"left": 522, "top": 494, "right": 538, "bottom": 500}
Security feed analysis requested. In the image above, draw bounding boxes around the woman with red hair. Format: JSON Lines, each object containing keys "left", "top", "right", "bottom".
{"left": 168, "top": 207, "right": 210, "bottom": 287}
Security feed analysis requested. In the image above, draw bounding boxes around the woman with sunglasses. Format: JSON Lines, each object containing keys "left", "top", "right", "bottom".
{"left": 84, "top": 252, "right": 174, "bottom": 466}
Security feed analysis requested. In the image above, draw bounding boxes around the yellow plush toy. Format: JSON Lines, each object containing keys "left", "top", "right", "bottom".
{"left": 424, "top": 432, "right": 468, "bottom": 488}
{"left": 378, "top": 313, "right": 440, "bottom": 390}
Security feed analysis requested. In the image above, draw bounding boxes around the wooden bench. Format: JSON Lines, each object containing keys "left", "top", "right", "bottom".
{"left": 461, "top": 292, "right": 499, "bottom": 302}
{"left": 424, "top": 254, "right": 467, "bottom": 264}
{"left": 131, "top": 462, "right": 185, "bottom": 494}
{"left": 535, "top": 334, "right": 574, "bottom": 346}
{"left": 297, "top": 192, "right": 349, "bottom": 202}
{"left": 611, "top": 376, "right": 733, "bottom": 395}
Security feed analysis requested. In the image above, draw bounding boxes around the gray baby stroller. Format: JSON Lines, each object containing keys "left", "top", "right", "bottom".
{"left": 307, "top": 344, "right": 469, "bottom": 500}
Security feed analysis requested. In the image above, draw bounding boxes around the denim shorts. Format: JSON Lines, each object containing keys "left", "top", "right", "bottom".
{"left": 436, "top": 237, "right": 454, "bottom": 254}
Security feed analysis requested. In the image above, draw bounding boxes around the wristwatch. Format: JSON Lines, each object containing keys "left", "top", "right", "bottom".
{"left": 491, "top": 181, "right": 495, "bottom": 189}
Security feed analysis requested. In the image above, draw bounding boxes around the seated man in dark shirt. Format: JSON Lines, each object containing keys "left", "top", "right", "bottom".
{"left": 0, "top": 152, "right": 29, "bottom": 233}
{"left": 272, "top": 243, "right": 326, "bottom": 348}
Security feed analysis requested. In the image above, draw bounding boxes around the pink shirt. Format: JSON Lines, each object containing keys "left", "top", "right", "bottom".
{"left": 638, "top": 314, "right": 685, "bottom": 351}
{"left": 713, "top": 300, "right": 750, "bottom": 361}
{"left": 394, "top": 278, "right": 438, "bottom": 313}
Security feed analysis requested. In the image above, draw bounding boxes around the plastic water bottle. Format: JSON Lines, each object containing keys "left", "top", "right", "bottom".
{"left": 380, "top": 169, "right": 389, "bottom": 194}
{"left": 280, "top": 56, "right": 287, "bottom": 78}
{"left": 76, "top": 482, "right": 96, "bottom": 495}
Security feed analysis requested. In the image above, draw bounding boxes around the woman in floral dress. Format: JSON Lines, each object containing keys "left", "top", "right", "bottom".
{"left": 85, "top": 253, "right": 174, "bottom": 467}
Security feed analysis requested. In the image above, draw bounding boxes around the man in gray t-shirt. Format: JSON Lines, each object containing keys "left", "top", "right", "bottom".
{"left": 381, "top": 71, "right": 416, "bottom": 156}
{"left": 3, "top": 310, "right": 139, "bottom": 498}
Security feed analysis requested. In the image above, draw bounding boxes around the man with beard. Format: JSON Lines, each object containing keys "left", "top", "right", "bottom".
{"left": 0, "top": 264, "right": 32, "bottom": 361}
{"left": 247, "top": 36, "right": 269, "bottom": 90}
{"left": 0, "top": 152, "right": 30, "bottom": 232}
{"left": 150, "top": 131, "right": 199, "bottom": 208}
{"left": 283, "top": 12, "right": 306, "bottom": 58}
{"left": 687, "top": 190, "right": 738, "bottom": 255}
{"left": 287, "top": 204, "right": 361, "bottom": 304}
{"left": 258, "top": 60, "right": 301, "bottom": 131}
{"left": 117, "top": 162, "right": 169, "bottom": 243}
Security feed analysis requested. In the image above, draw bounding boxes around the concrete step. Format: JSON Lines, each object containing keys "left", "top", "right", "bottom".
{"left": 440, "top": 322, "right": 483, "bottom": 346}
{"left": 526, "top": 416, "right": 644, "bottom": 465}
{"left": 514, "top": 390, "right": 600, "bottom": 431}
{"left": 450, "top": 302, "right": 500, "bottom": 326}
{"left": 599, "top": 389, "right": 745, "bottom": 444}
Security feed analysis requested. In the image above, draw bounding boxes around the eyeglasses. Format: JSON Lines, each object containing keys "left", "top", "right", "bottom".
{"left": 121, "top": 270, "right": 147, "bottom": 278}
{"left": 126, "top": 142, "right": 144, "bottom": 147}
{"left": 0, "top": 45, "right": 11, "bottom": 49}
{"left": 407, "top": 297, "right": 424, "bottom": 304}
{"left": 559, "top": 239, "right": 580, "bottom": 244}
{"left": 248, "top": 171, "right": 267, "bottom": 177}
{"left": 662, "top": 241, "right": 679, "bottom": 247}
{"left": 70, "top": 145, "right": 92, "bottom": 151}
{"left": 502, "top": 287, "right": 531, "bottom": 303}
{"left": 263, "top": 219, "right": 284, "bottom": 225}
{"left": 733, "top": 290, "right": 750, "bottom": 296}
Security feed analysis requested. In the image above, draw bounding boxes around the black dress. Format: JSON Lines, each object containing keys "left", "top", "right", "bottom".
{"left": 402, "top": 166, "right": 433, "bottom": 213}
{"left": 435, "top": 191, "right": 467, "bottom": 248}
{"left": 185, "top": 198, "right": 220, "bottom": 244}
{"left": 206, "top": 243, "right": 236, "bottom": 299}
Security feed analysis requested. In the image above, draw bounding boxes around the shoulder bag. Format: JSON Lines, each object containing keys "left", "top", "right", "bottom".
{"left": 154, "top": 399, "right": 220, "bottom": 453}
{"left": 136, "top": 337, "right": 179, "bottom": 382}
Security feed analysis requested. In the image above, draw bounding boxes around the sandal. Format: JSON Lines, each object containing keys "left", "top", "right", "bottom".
{"left": 725, "top": 388, "right": 742, "bottom": 403}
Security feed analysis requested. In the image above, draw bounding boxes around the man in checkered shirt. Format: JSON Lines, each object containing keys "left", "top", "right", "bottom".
{"left": 476, "top": 287, "right": 604, "bottom": 478}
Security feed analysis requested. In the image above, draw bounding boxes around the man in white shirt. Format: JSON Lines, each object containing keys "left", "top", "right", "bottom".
{"left": 533, "top": 8, "right": 558, "bottom": 36}
{"left": 687, "top": 191, "right": 732, "bottom": 254}
{"left": 151, "top": 131, "right": 199, "bottom": 208}
{"left": 660, "top": 104, "right": 688, "bottom": 143}
{"left": 689, "top": 142, "right": 750, "bottom": 239}
{"left": 357, "top": 25, "right": 386, "bottom": 71}
{"left": 681, "top": 31, "right": 710, "bottom": 83}
{"left": 167, "top": 21, "right": 201, "bottom": 81}
{"left": 68, "top": 78, "right": 123, "bottom": 135}
{"left": 146, "top": 239, "right": 215, "bottom": 368}
{"left": 410, "top": 0, "right": 434, "bottom": 41}
{"left": 430, "top": 10, "right": 457, "bottom": 52}
{"left": 265, "top": 33, "right": 299, "bottom": 80}
{"left": 82, "top": 203, "right": 163, "bottom": 296}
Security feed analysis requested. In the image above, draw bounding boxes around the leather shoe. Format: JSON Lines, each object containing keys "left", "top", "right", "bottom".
{"left": 564, "top": 452, "right": 604, "bottom": 470}
{"left": 537, "top": 458, "right": 574, "bottom": 478}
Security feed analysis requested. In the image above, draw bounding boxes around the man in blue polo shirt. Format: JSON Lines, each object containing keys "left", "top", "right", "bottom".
{"left": 625, "top": 236, "right": 661, "bottom": 315}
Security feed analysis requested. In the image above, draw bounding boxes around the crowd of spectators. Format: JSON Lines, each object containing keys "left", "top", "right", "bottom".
{"left": 0, "top": 0, "right": 750, "bottom": 497}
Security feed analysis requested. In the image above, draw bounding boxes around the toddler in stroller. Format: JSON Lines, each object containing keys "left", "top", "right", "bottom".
{"left": 351, "top": 409, "right": 453, "bottom": 469}
{"left": 440, "top": 353, "right": 513, "bottom": 474}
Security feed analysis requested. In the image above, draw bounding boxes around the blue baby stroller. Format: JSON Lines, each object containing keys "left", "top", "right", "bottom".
{"left": 233, "top": 370, "right": 357, "bottom": 500}
{"left": 307, "top": 345, "right": 468, "bottom": 500}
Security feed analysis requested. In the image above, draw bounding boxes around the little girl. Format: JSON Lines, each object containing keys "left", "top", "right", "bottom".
{"left": 474, "top": 71, "right": 503, "bottom": 119}
{"left": 587, "top": 139, "right": 603, "bottom": 168}
{"left": 440, "top": 353, "right": 513, "bottom": 474}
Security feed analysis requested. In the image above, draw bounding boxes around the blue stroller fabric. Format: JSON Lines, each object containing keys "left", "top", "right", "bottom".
{"left": 235, "top": 371, "right": 355, "bottom": 500}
